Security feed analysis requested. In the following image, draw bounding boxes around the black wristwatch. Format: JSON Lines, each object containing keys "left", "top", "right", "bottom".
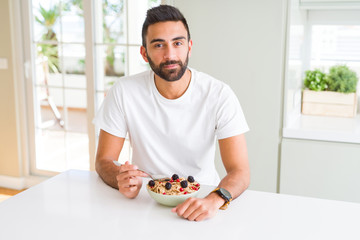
{"left": 211, "top": 187, "right": 232, "bottom": 210}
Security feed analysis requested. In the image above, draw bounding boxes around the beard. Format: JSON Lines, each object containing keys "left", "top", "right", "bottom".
{"left": 146, "top": 51, "right": 189, "bottom": 82}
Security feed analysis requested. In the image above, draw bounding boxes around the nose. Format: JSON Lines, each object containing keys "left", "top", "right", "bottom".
{"left": 164, "top": 45, "right": 176, "bottom": 60}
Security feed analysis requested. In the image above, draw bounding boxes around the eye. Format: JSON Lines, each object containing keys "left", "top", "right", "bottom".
{"left": 154, "top": 43, "right": 163, "bottom": 48}
{"left": 174, "top": 41, "right": 183, "bottom": 46}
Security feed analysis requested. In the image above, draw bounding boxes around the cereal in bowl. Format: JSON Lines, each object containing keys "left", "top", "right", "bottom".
{"left": 147, "top": 174, "right": 200, "bottom": 195}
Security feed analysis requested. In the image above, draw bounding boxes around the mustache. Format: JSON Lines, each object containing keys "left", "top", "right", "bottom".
{"left": 160, "top": 60, "right": 182, "bottom": 67}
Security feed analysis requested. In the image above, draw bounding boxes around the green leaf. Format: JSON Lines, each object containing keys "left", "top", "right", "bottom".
{"left": 303, "top": 69, "right": 328, "bottom": 91}
{"left": 327, "top": 65, "right": 358, "bottom": 93}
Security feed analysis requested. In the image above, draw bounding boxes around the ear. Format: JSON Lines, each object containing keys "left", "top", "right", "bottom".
{"left": 140, "top": 46, "right": 149, "bottom": 63}
{"left": 188, "top": 39, "right": 193, "bottom": 57}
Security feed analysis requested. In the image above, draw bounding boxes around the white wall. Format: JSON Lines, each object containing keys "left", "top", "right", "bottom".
{"left": 174, "top": 0, "right": 287, "bottom": 192}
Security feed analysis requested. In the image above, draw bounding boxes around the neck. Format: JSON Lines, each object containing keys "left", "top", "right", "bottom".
{"left": 154, "top": 69, "right": 192, "bottom": 100}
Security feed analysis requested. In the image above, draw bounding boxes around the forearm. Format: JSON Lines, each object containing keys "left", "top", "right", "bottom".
{"left": 205, "top": 169, "right": 249, "bottom": 206}
{"left": 95, "top": 158, "right": 120, "bottom": 189}
{"left": 95, "top": 130, "right": 125, "bottom": 189}
{"left": 214, "top": 134, "right": 250, "bottom": 201}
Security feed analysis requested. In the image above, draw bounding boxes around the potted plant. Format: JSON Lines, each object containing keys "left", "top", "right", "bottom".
{"left": 302, "top": 65, "right": 358, "bottom": 118}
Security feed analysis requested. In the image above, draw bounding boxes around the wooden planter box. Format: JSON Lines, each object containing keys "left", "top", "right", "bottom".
{"left": 302, "top": 90, "right": 358, "bottom": 118}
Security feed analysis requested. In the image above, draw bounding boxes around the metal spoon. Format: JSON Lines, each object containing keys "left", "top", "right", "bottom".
{"left": 112, "top": 160, "right": 170, "bottom": 181}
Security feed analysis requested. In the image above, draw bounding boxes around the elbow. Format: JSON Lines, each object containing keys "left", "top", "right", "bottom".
{"left": 95, "top": 155, "right": 102, "bottom": 176}
{"left": 241, "top": 168, "right": 251, "bottom": 190}
{"left": 244, "top": 174, "right": 250, "bottom": 190}
{"left": 245, "top": 168, "right": 251, "bottom": 189}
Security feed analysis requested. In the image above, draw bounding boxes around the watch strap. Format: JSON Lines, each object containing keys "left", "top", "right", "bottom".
{"left": 211, "top": 187, "right": 232, "bottom": 210}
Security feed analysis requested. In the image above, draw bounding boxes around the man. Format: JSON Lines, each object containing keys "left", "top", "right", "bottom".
{"left": 94, "top": 5, "right": 250, "bottom": 222}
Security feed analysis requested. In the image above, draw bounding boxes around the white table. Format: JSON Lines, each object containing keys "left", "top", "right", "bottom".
{"left": 1, "top": 170, "right": 359, "bottom": 240}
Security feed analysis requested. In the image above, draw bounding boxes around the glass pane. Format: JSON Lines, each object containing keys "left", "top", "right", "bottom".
{"left": 35, "top": 86, "right": 65, "bottom": 130}
{"left": 128, "top": 46, "right": 149, "bottom": 75}
{"left": 147, "top": 0, "right": 161, "bottom": 8}
{"left": 127, "top": 0, "right": 147, "bottom": 45}
{"left": 127, "top": 0, "right": 161, "bottom": 45}
{"left": 311, "top": 25, "right": 360, "bottom": 62}
{"left": 310, "top": 25, "right": 360, "bottom": 83}
{"left": 32, "top": 0, "right": 61, "bottom": 43}
{"left": 61, "top": 44, "right": 86, "bottom": 76}
{"left": 35, "top": 87, "right": 89, "bottom": 172}
{"left": 35, "top": 130, "right": 89, "bottom": 172}
{"left": 64, "top": 74, "right": 86, "bottom": 89}
{"left": 35, "top": 43, "right": 62, "bottom": 86}
{"left": 31, "top": 0, "right": 90, "bottom": 174}
{"left": 65, "top": 132, "right": 89, "bottom": 170}
{"left": 36, "top": 130, "right": 66, "bottom": 172}
{"left": 61, "top": 44, "right": 86, "bottom": 89}
{"left": 96, "top": 0, "right": 127, "bottom": 44}
{"left": 61, "top": 0, "right": 85, "bottom": 43}
{"left": 95, "top": 45, "right": 126, "bottom": 92}
{"left": 65, "top": 89, "right": 87, "bottom": 111}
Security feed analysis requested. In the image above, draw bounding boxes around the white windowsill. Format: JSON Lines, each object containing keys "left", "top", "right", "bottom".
{"left": 283, "top": 114, "right": 360, "bottom": 144}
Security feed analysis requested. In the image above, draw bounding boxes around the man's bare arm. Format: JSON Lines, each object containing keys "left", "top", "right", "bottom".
{"left": 95, "top": 130, "right": 125, "bottom": 189}
{"left": 215, "top": 133, "right": 250, "bottom": 200}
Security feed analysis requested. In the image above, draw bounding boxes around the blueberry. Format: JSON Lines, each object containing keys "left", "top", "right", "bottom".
{"left": 172, "top": 174, "right": 179, "bottom": 180}
{"left": 187, "top": 176, "right": 195, "bottom": 183}
{"left": 165, "top": 182, "right": 172, "bottom": 190}
{"left": 180, "top": 180, "right": 188, "bottom": 188}
{"left": 148, "top": 180, "right": 155, "bottom": 187}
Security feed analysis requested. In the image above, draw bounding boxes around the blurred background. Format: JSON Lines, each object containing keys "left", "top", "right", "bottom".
{"left": 0, "top": 0, "right": 359, "bottom": 204}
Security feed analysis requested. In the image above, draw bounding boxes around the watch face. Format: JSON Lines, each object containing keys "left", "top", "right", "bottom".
{"left": 219, "top": 188, "right": 232, "bottom": 200}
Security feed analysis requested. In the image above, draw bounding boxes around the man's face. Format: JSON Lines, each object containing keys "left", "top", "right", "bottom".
{"left": 141, "top": 21, "right": 192, "bottom": 82}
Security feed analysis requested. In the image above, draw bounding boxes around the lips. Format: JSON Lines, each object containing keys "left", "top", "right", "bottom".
{"left": 160, "top": 60, "right": 181, "bottom": 70}
{"left": 163, "top": 64, "right": 179, "bottom": 69}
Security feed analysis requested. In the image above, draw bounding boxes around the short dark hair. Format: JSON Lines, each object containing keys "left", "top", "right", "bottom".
{"left": 141, "top": 5, "right": 191, "bottom": 47}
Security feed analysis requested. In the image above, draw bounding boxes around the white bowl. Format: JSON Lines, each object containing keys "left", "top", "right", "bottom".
{"left": 146, "top": 185, "right": 200, "bottom": 207}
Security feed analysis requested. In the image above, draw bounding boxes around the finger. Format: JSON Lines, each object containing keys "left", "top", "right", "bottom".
{"left": 194, "top": 212, "right": 207, "bottom": 222}
{"left": 118, "top": 170, "right": 147, "bottom": 181}
{"left": 119, "top": 164, "right": 148, "bottom": 178}
{"left": 121, "top": 185, "right": 140, "bottom": 199}
{"left": 181, "top": 200, "right": 201, "bottom": 219}
{"left": 174, "top": 198, "right": 194, "bottom": 217}
{"left": 119, "top": 163, "right": 138, "bottom": 173}
{"left": 122, "top": 185, "right": 137, "bottom": 192}
{"left": 187, "top": 206, "right": 205, "bottom": 221}
{"left": 137, "top": 170, "right": 151, "bottom": 178}
{"left": 116, "top": 175, "right": 144, "bottom": 195}
{"left": 118, "top": 181, "right": 140, "bottom": 194}
{"left": 137, "top": 170, "right": 149, "bottom": 178}
{"left": 118, "top": 176, "right": 142, "bottom": 188}
{"left": 119, "top": 184, "right": 136, "bottom": 191}
{"left": 128, "top": 185, "right": 139, "bottom": 192}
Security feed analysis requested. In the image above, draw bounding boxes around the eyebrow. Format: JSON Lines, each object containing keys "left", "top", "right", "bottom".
{"left": 150, "top": 36, "right": 186, "bottom": 44}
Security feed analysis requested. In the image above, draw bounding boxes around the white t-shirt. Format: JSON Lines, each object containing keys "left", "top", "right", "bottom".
{"left": 94, "top": 68, "right": 249, "bottom": 185}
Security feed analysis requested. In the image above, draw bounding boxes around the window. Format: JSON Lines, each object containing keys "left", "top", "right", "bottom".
{"left": 283, "top": 2, "right": 360, "bottom": 144}
{"left": 23, "top": 0, "right": 161, "bottom": 176}
{"left": 310, "top": 25, "right": 360, "bottom": 77}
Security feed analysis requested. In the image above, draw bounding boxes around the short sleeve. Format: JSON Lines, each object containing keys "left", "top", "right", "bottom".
{"left": 215, "top": 85, "right": 249, "bottom": 139}
{"left": 92, "top": 84, "right": 128, "bottom": 138}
